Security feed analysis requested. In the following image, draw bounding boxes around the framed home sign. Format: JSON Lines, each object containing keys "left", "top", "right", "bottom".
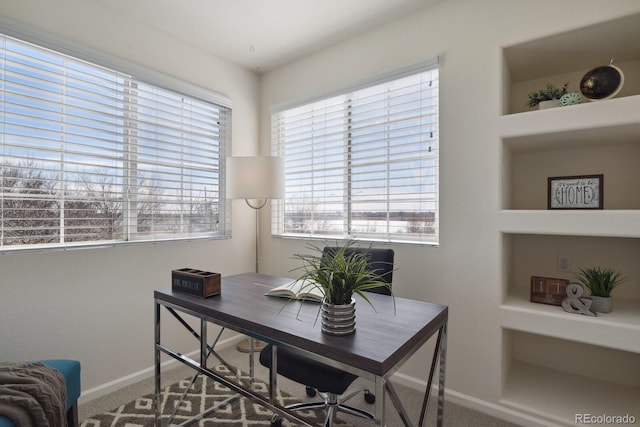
{"left": 548, "top": 174, "right": 603, "bottom": 209}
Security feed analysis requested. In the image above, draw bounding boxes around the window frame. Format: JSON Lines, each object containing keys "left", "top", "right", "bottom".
{"left": 271, "top": 60, "right": 439, "bottom": 246}
{"left": 0, "top": 18, "right": 232, "bottom": 253}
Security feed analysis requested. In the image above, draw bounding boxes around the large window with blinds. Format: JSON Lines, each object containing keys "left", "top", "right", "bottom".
{"left": 271, "top": 65, "right": 439, "bottom": 244}
{"left": 0, "top": 32, "right": 231, "bottom": 251}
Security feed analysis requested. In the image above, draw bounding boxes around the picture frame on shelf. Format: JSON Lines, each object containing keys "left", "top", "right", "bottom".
{"left": 547, "top": 174, "right": 603, "bottom": 210}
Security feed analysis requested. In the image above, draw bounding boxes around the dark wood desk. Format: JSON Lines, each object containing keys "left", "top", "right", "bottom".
{"left": 154, "top": 272, "right": 448, "bottom": 426}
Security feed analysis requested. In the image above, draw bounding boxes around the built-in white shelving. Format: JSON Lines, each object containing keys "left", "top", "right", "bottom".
{"left": 498, "top": 210, "right": 640, "bottom": 238}
{"left": 499, "top": 11, "right": 640, "bottom": 425}
{"left": 501, "top": 95, "right": 640, "bottom": 151}
{"left": 501, "top": 288, "right": 640, "bottom": 354}
{"left": 501, "top": 360, "right": 640, "bottom": 426}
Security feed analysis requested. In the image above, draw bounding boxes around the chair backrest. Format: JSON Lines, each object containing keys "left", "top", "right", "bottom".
{"left": 321, "top": 246, "right": 394, "bottom": 295}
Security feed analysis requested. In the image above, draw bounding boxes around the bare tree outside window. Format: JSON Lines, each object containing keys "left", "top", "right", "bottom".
{"left": 0, "top": 31, "right": 230, "bottom": 251}
{"left": 1, "top": 161, "right": 59, "bottom": 245}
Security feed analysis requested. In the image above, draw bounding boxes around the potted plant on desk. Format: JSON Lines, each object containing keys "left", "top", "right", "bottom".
{"left": 292, "top": 241, "right": 393, "bottom": 336}
{"left": 574, "top": 266, "right": 627, "bottom": 313}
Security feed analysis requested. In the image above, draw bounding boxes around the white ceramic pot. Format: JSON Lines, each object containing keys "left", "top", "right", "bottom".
{"left": 538, "top": 99, "right": 561, "bottom": 110}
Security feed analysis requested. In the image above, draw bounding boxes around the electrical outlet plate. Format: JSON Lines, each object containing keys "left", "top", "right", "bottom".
{"left": 558, "top": 254, "right": 571, "bottom": 273}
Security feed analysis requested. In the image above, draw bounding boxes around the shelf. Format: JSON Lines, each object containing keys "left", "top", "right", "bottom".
{"left": 499, "top": 10, "right": 640, "bottom": 426}
{"left": 503, "top": 12, "right": 640, "bottom": 116}
{"left": 504, "top": 13, "right": 640, "bottom": 85}
{"left": 498, "top": 210, "right": 640, "bottom": 238}
{"left": 502, "top": 111, "right": 640, "bottom": 209}
{"left": 500, "top": 94, "right": 640, "bottom": 150}
{"left": 500, "top": 288, "right": 640, "bottom": 353}
{"left": 501, "top": 361, "right": 640, "bottom": 426}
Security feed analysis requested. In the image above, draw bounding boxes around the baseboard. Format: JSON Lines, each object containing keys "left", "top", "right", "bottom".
{"left": 78, "top": 335, "right": 243, "bottom": 404}
{"left": 390, "top": 372, "right": 553, "bottom": 427}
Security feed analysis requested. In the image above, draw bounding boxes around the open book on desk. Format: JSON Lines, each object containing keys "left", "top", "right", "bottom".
{"left": 265, "top": 279, "right": 324, "bottom": 302}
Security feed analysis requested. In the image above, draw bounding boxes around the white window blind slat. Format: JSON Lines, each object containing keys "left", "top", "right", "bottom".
{"left": 1, "top": 32, "right": 230, "bottom": 250}
{"left": 272, "top": 66, "right": 438, "bottom": 244}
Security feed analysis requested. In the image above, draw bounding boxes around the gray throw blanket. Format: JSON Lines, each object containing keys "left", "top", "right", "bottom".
{"left": 0, "top": 362, "right": 67, "bottom": 427}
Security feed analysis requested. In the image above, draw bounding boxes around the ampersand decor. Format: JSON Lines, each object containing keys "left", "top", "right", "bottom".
{"left": 562, "top": 283, "right": 597, "bottom": 317}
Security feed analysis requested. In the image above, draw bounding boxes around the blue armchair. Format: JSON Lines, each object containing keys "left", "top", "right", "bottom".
{"left": 0, "top": 359, "right": 81, "bottom": 427}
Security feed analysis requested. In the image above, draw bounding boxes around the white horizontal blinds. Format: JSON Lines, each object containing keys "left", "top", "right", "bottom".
{"left": 0, "top": 33, "right": 229, "bottom": 249}
{"left": 272, "top": 66, "right": 438, "bottom": 243}
{"left": 349, "top": 69, "right": 439, "bottom": 242}
{"left": 1, "top": 36, "right": 124, "bottom": 246}
{"left": 126, "top": 83, "right": 226, "bottom": 240}
{"left": 273, "top": 96, "right": 349, "bottom": 236}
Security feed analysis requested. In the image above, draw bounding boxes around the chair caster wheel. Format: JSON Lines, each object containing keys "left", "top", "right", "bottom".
{"left": 364, "top": 390, "right": 376, "bottom": 404}
{"left": 305, "top": 386, "right": 317, "bottom": 397}
{"left": 270, "top": 414, "right": 283, "bottom": 427}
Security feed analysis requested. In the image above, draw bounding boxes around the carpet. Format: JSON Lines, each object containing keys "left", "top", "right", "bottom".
{"left": 80, "top": 364, "right": 351, "bottom": 426}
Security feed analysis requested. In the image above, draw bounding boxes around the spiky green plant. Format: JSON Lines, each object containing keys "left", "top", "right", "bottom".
{"left": 526, "top": 82, "right": 569, "bottom": 107}
{"left": 291, "top": 241, "right": 393, "bottom": 308}
{"left": 574, "top": 266, "right": 627, "bottom": 297}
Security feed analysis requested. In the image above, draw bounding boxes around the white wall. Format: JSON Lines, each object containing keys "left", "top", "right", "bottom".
{"left": 0, "top": 1, "right": 259, "bottom": 399}
{"left": 258, "top": 0, "right": 640, "bottom": 422}
{"left": 3, "top": 0, "right": 640, "bottom": 422}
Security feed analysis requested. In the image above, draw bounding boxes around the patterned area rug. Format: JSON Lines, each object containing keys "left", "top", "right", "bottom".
{"left": 80, "top": 364, "right": 350, "bottom": 426}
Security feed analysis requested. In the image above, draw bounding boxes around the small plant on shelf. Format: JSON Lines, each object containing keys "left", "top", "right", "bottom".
{"left": 526, "top": 82, "right": 569, "bottom": 108}
{"left": 574, "top": 266, "right": 627, "bottom": 297}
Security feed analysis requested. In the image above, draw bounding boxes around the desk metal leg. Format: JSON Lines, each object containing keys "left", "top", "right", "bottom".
{"left": 418, "top": 322, "right": 447, "bottom": 427}
{"left": 437, "top": 323, "right": 447, "bottom": 427}
{"left": 249, "top": 338, "right": 255, "bottom": 386}
{"left": 269, "top": 344, "right": 278, "bottom": 404}
{"left": 380, "top": 320, "right": 447, "bottom": 427}
{"left": 386, "top": 380, "right": 413, "bottom": 426}
{"left": 200, "top": 318, "right": 208, "bottom": 368}
{"left": 154, "top": 300, "right": 161, "bottom": 426}
{"left": 157, "top": 305, "right": 246, "bottom": 426}
{"left": 165, "top": 321, "right": 240, "bottom": 425}
{"left": 374, "top": 376, "right": 385, "bottom": 426}
{"left": 164, "top": 307, "right": 236, "bottom": 376}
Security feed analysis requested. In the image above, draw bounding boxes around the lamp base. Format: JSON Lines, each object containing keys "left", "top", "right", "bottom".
{"left": 236, "top": 337, "right": 268, "bottom": 353}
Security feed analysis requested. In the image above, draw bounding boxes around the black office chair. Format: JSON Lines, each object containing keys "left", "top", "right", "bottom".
{"left": 259, "top": 246, "right": 394, "bottom": 427}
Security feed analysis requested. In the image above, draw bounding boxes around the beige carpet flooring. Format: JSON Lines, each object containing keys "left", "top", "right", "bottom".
{"left": 79, "top": 342, "right": 522, "bottom": 426}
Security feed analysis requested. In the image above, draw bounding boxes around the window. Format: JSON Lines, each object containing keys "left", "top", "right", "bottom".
{"left": 0, "top": 32, "right": 231, "bottom": 251}
{"left": 271, "top": 65, "right": 438, "bottom": 244}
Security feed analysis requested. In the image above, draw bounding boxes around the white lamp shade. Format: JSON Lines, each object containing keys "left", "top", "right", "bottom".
{"left": 227, "top": 156, "right": 285, "bottom": 199}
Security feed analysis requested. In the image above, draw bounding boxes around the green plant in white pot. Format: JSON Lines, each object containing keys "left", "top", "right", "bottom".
{"left": 574, "top": 266, "right": 627, "bottom": 313}
{"left": 526, "top": 82, "right": 569, "bottom": 109}
{"left": 291, "top": 241, "right": 393, "bottom": 335}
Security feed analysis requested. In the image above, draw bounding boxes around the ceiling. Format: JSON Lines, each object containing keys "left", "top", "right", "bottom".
{"left": 102, "top": 0, "right": 438, "bottom": 72}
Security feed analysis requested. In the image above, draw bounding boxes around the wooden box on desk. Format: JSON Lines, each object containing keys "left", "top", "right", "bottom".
{"left": 530, "top": 276, "right": 569, "bottom": 306}
{"left": 172, "top": 268, "right": 221, "bottom": 297}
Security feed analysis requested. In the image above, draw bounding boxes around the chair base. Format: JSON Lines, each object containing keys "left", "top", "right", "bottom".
{"left": 273, "top": 390, "right": 374, "bottom": 427}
